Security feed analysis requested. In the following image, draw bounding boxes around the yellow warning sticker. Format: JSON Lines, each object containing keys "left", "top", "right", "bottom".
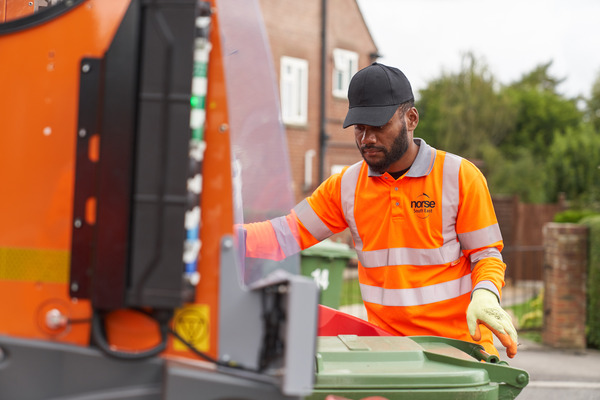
{"left": 0, "top": 247, "right": 69, "bottom": 283}
{"left": 173, "top": 304, "right": 210, "bottom": 352}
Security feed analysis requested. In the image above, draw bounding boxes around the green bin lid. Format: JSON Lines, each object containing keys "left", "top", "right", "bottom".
{"left": 301, "top": 239, "right": 356, "bottom": 259}
{"left": 315, "top": 335, "right": 490, "bottom": 390}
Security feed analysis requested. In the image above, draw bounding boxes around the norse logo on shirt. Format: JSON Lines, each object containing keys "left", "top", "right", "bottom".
{"left": 410, "top": 193, "right": 436, "bottom": 219}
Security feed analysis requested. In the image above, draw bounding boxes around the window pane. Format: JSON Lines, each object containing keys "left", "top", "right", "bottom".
{"left": 332, "top": 49, "right": 357, "bottom": 98}
{"left": 280, "top": 56, "right": 308, "bottom": 125}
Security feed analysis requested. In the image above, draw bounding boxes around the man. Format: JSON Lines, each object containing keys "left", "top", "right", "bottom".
{"left": 245, "top": 62, "right": 517, "bottom": 358}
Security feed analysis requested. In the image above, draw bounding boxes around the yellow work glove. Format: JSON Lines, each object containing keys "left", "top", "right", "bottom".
{"left": 466, "top": 289, "right": 518, "bottom": 358}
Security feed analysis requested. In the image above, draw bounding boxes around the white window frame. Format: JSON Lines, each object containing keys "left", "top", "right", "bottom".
{"left": 280, "top": 56, "right": 308, "bottom": 126}
{"left": 330, "top": 164, "right": 347, "bottom": 176}
{"left": 332, "top": 48, "right": 358, "bottom": 99}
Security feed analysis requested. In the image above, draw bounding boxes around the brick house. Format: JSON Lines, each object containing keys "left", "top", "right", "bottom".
{"left": 258, "top": 0, "right": 379, "bottom": 203}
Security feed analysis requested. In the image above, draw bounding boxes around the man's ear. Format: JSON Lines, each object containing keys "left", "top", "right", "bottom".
{"left": 406, "top": 107, "right": 419, "bottom": 130}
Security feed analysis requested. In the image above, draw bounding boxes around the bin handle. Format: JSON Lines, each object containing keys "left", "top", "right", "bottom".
{"left": 410, "top": 336, "right": 501, "bottom": 363}
{"left": 477, "top": 349, "right": 500, "bottom": 364}
{"left": 410, "top": 336, "right": 529, "bottom": 397}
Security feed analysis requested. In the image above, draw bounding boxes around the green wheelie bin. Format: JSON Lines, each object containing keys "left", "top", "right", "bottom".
{"left": 308, "top": 335, "right": 529, "bottom": 400}
{"left": 301, "top": 239, "right": 356, "bottom": 309}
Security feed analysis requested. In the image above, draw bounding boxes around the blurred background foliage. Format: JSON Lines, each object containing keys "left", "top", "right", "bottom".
{"left": 415, "top": 52, "right": 600, "bottom": 208}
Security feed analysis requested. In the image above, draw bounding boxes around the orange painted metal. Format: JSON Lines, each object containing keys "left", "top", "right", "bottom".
{"left": 1, "top": 0, "right": 232, "bottom": 362}
{"left": 0, "top": 280, "right": 92, "bottom": 343}
{"left": 0, "top": 0, "right": 6, "bottom": 23}
{"left": 192, "top": 1, "right": 233, "bottom": 360}
{"left": 105, "top": 309, "right": 163, "bottom": 351}
{"left": 4, "top": 0, "right": 34, "bottom": 23}
{"left": 95, "top": 0, "right": 233, "bottom": 361}
{"left": 0, "top": 0, "right": 131, "bottom": 345}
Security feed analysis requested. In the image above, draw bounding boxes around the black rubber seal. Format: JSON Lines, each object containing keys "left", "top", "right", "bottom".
{"left": 0, "top": 0, "right": 86, "bottom": 35}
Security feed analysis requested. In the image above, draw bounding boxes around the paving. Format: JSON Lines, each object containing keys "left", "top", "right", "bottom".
{"left": 496, "top": 337, "right": 600, "bottom": 400}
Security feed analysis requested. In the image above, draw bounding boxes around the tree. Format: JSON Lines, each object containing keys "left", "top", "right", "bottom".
{"left": 499, "top": 62, "right": 582, "bottom": 160}
{"left": 481, "top": 145, "right": 548, "bottom": 203}
{"left": 416, "top": 53, "right": 515, "bottom": 161}
{"left": 512, "top": 61, "right": 565, "bottom": 92}
{"left": 416, "top": 56, "right": 596, "bottom": 204}
{"left": 545, "top": 124, "right": 600, "bottom": 204}
{"left": 586, "top": 70, "right": 600, "bottom": 132}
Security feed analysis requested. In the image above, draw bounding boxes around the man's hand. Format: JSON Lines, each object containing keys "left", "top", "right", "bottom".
{"left": 466, "top": 289, "right": 518, "bottom": 358}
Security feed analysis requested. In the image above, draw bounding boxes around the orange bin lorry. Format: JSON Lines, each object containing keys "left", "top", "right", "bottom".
{"left": 0, "top": 1, "right": 319, "bottom": 398}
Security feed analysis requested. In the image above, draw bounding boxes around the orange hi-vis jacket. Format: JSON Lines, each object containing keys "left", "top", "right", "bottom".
{"left": 245, "top": 138, "right": 506, "bottom": 355}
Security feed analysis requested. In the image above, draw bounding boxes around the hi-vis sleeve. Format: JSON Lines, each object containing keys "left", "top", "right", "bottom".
{"left": 244, "top": 171, "right": 349, "bottom": 260}
{"left": 456, "top": 159, "right": 506, "bottom": 300}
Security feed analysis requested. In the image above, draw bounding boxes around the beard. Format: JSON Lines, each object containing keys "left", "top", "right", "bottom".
{"left": 358, "top": 120, "right": 409, "bottom": 174}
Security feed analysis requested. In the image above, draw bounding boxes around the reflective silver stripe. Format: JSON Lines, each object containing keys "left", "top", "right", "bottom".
{"left": 442, "top": 153, "right": 461, "bottom": 249}
{"left": 473, "top": 281, "right": 501, "bottom": 301}
{"left": 360, "top": 274, "right": 472, "bottom": 306}
{"left": 458, "top": 223, "right": 503, "bottom": 250}
{"left": 270, "top": 216, "right": 301, "bottom": 257}
{"left": 341, "top": 162, "right": 363, "bottom": 251}
{"left": 357, "top": 241, "right": 462, "bottom": 268}
{"left": 469, "top": 247, "right": 503, "bottom": 270}
{"left": 293, "top": 199, "right": 333, "bottom": 241}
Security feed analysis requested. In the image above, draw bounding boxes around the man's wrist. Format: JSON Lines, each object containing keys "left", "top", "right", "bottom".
{"left": 471, "top": 281, "right": 500, "bottom": 302}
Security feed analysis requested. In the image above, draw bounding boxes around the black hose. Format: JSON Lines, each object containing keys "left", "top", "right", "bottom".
{"left": 167, "top": 326, "right": 220, "bottom": 365}
{"left": 91, "top": 310, "right": 168, "bottom": 361}
{"left": 91, "top": 308, "right": 257, "bottom": 372}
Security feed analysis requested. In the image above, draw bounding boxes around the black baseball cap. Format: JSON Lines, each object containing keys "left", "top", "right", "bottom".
{"left": 343, "top": 62, "right": 414, "bottom": 128}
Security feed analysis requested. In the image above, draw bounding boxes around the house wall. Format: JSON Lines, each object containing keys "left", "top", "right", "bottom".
{"left": 258, "top": 0, "right": 378, "bottom": 204}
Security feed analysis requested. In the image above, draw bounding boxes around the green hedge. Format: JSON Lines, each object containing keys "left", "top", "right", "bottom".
{"left": 554, "top": 209, "right": 599, "bottom": 223}
{"left": 581, "top": 215, "right": 600, "bottom": 348}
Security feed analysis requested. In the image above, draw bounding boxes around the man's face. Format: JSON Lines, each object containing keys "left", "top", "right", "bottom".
{"left": 354, "top": 108, "right": 409, "bottom": 174}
